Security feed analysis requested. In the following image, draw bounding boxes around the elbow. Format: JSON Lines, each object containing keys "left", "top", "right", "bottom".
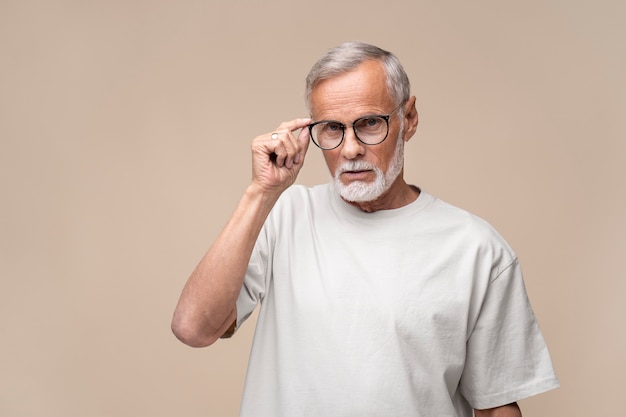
{"left": 474, "top": 403, "right": 521, "bottom": 417}
{"left": 171, "top": 315, "right": 220, "bottom": 348}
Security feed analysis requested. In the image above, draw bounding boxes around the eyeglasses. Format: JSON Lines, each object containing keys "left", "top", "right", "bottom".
{"left": 308, "top": 102, "right": 405, "bottom": 150}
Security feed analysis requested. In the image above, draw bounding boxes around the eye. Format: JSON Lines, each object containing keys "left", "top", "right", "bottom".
{"left": 326, "top": 122, "right": 343, "bottom": 132}
{"left": 356, "top": 117, "right": 384, "bottom": 131}
{"left": 312, "top": 121, "right": 344, "bottom": 141}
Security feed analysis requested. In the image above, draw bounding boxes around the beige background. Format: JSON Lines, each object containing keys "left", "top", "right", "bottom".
{"left": 1, "top": 1, "right": 624, "bottom": 416}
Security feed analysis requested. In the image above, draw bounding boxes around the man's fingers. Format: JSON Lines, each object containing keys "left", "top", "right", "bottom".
{"left": 277, "top": 117, "right": 312, "bottom": 133}
{"left": 270, "top": 118, "right": 312, "bottom": 168}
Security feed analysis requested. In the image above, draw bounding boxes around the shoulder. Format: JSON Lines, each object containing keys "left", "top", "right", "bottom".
{"left": 426, "top": 194, "right": 506, "bottom": 238}
{"left": 280, "top": 183, "right": 332, "bottom": 199}
{"left": 423, "top": 193, "right": 518, "bottom": 266}
{"left": 266, "top": 184, "right": 332, "bottom": 225}
{"left": 273, "top": 183, "right": 332, "bottom": 210}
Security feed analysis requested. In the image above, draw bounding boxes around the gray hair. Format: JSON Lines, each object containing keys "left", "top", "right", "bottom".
{"left": 305, "top": 41, "right": 411, "bottom": 113}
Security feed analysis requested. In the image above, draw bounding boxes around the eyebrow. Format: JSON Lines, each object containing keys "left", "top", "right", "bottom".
{"left": 311, "top": 112, "right": 390, "bottom": 124}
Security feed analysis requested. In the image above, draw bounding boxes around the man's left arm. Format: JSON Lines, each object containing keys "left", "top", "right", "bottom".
{"left": 474, "top": 402, "right": 521, "bottom": 417}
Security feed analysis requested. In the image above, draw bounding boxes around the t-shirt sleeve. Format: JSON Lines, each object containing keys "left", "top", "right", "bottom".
{"left": 234, "top": 223, "right": 272, "bottom": 332}
{"left": 459, "top": 258, "right": 560, "bottom": 409}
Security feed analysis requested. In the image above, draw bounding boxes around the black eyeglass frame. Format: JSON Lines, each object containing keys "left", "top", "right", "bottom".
{"left": 308, "top": 102, "right": 405, "bottom": 150}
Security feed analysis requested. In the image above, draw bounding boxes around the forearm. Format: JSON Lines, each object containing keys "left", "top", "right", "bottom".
{"left": 171, "top": 184, "right": 280, "bottom": 347}
{"left": 474, "top": 403, "right": 521, "bottom": 417}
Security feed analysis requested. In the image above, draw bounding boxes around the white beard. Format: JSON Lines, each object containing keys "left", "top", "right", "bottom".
{"left": 333, "top": 130, "right": 405, "bottom": 203}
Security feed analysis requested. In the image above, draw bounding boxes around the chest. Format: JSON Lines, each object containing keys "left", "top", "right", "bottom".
{"left": 267, "top": 222, "right": 487, "bottom": 354}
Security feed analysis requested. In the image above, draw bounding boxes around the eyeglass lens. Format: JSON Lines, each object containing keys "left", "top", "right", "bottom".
{"left": 310, "top": 116, "right": 389, "bottom": 150}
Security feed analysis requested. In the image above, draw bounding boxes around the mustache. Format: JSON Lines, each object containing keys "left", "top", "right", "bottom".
{"left": 336, "top": 160, "right": 377, "bottom": 174}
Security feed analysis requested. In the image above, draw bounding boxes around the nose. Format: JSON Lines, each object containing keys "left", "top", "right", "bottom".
{"left": 340, "top": 128, "right": 365, "bottom": 160}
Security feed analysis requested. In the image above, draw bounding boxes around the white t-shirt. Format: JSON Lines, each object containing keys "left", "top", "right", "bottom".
{"left": 235, "top": 184, "right": 558, "bottom": 417}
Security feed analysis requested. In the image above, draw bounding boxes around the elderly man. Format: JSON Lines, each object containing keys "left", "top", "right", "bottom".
{"left": 172, "top": 41, "right": 559, "bottom": 417}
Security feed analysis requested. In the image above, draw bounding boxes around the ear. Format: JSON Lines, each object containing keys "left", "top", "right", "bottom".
{"left": 402, "top": 96, "right": 419, "bottom": 142}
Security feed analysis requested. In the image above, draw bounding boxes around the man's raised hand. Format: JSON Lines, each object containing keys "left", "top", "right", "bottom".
{"left": 251, "top": 118, "right": 312, "bottom": 194}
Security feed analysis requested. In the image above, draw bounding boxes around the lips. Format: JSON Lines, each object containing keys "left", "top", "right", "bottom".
{"left": 341, "top": 169, "right": 372, "bottom": 181}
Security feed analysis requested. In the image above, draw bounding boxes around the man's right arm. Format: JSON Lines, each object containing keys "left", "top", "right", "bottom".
{"left": 171, "top": 184, "right": 281, "bottom": 347}
{"left": 171, "top": 118, "right": 311, "bottom": 347}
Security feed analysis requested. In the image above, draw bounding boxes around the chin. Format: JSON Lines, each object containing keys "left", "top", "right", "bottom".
{"left": 335, "top": 179, "right": 386, "bottom": 203}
